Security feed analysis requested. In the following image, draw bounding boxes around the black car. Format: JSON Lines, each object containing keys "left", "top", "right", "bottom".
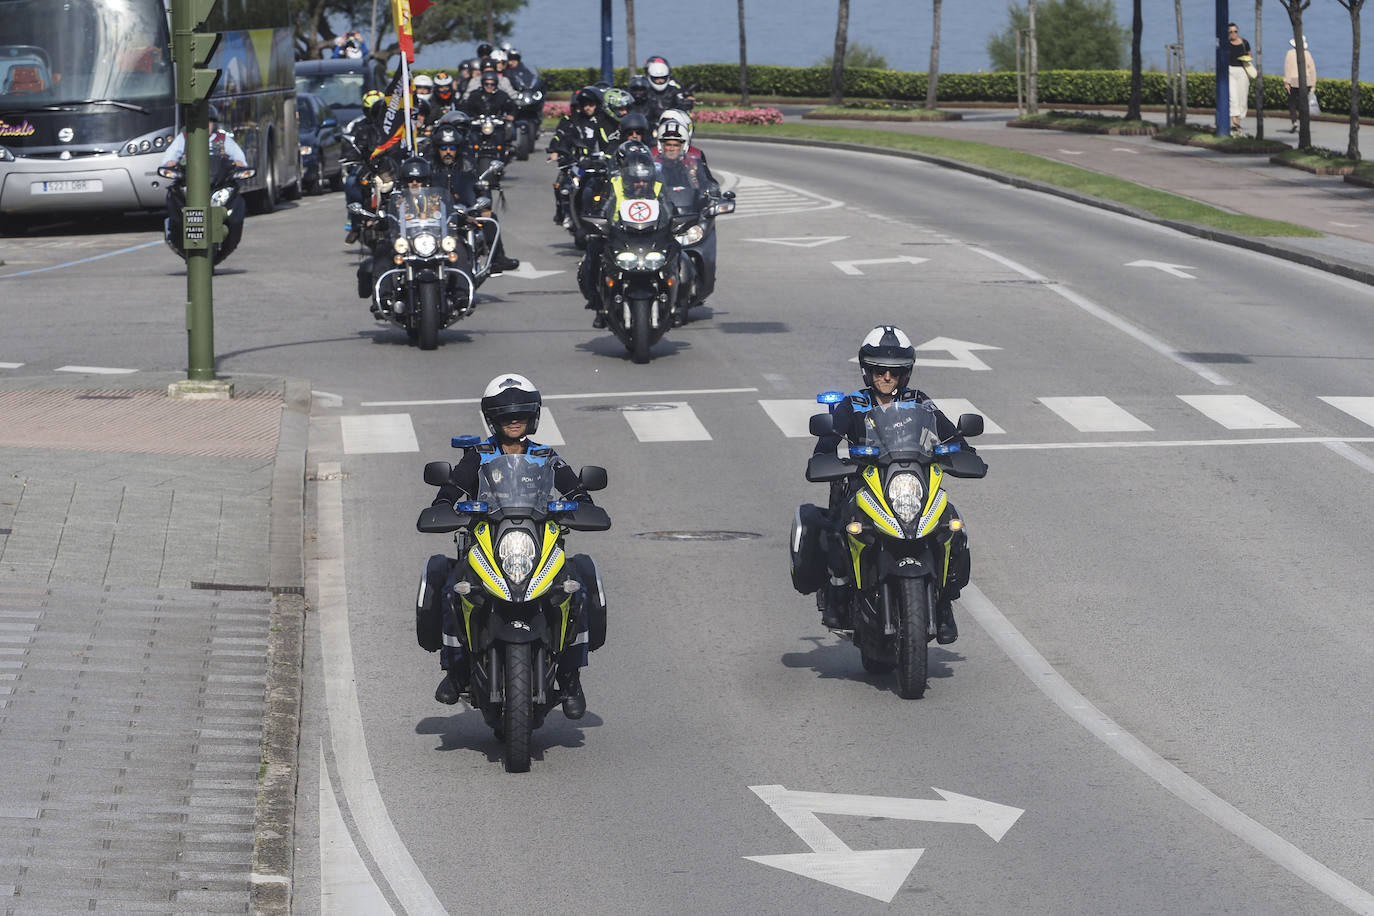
{"left": 294, "top": 58, "right": 387, "bottom": 128}
{"left": 296, "top": 92, "right": 343, "bottom": 193}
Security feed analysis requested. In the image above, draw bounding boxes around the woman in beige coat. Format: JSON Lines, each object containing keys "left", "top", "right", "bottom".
{"left": 1283, "top": 36, "right": 1317, "bottom": 133}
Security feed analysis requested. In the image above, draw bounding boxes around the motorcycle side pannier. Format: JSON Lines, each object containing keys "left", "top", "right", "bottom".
{"left": 790, "top": 504, "right": 829, "bottom": 595}
{"left": 569, "top": 553, "right": 607, "bottom": 652}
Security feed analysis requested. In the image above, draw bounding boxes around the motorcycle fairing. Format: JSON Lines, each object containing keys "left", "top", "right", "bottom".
{"left": 468, "top": 520, "right": 513, "bottom": 600}
{"left": 857, "top": 466, "right": 902, "bottom": 538}
{"left": 524, "top": 520, "right": 565, "bottom": 602}
{"left": 916, "top": 465, "right": 948, "bottom": 538}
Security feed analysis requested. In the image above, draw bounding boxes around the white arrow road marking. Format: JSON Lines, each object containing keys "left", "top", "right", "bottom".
{"left": 55, "top": 365, "right": 137, "bottom": 375}
{"left": 494, "top": 261, "right": 564, "bottom": 279}
{"left": 1057, "top": 148, "right": 1084, "bottom": 155}
{"left": 1330, "top": 221, "right": 1361, "bottom": 228}
{"left": 1112, "top": 147, "right": 1140, "bottom": 154}
{"left": 832, "top": 255, "right": 929, "bottom": 276}
{"left": 845, "top": 336, "right": 1001, "bottom": 372}
{"left": 0, "top": 362, "right": 23, "bottom": 369}
{"left": 745, "top": 784, "right": 1023, "bottom": 902}
{"left": 1126, "top": 259, "right": 1198, "bottom": 279}
{"left": 745, "top": 236, "right": 849, "bottom": 248}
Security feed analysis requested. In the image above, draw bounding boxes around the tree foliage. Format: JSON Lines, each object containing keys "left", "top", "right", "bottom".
{"left": 987, "top": 0, "right": 1126, "bottom": 72}
{"left": 290, "top": 0, "right": 526, "bottom": 63}
{"left": 814, "top": 40, "right": 890, "bottom": 71}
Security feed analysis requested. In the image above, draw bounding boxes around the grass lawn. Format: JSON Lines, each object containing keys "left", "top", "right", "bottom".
{"left": 696, "top": 122, "right": 1320, "bottom": 237}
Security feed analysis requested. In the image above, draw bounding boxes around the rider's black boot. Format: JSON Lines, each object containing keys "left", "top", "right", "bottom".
{"left": 820, "top": 581, "right": 851, "bottom": 629}
{"left": 936, "top": 598, "right": 958, "bottom": 645}
{"left": 434, "top": 656, "right": 469, "bottom": 704}
{"left": 559, "top": 668, "right": 586, "bottom": 719}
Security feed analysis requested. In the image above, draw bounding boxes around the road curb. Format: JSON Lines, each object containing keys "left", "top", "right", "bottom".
{"left": 700, "top": 131, "right": 1374, "bottom": 288}
{"left": 251, "top": 377, "right": 311, "bottom": 916}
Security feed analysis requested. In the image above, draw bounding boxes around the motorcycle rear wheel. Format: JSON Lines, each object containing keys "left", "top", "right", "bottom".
{"left": 502, "top": 643, "right": 533, "bottom": 773}
{"left": 895, "top": 578, "right": 931, "bottom": 699}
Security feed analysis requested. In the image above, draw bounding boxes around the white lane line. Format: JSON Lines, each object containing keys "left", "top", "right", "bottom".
{"left": 1178, "top": 395, "right": 1298, "bottom": 430}
{"left": 340, "top": 414, "right": 419, "bottom": 454}
{"left": 960, "top": 584, "right": 1374, "bottom": 914}
{"left": 1319, "top": 396, "right": 1374, "bottom": 427}
{"left": 622, "top": 402, "right": 711, "bottom": 442}
{"left": 314, "top": 462, "right": 447, "bottom": 915}
{"left": 1039, "top": 396, "right": 1152, "bottom": 432}
{"left": 929, "top": 397, "right": 1006, "bottom": 434}
{"left": 0, "top": 362, "right": 23, "bottom": 369}
{"left": 966, "top": 248, "right": 1233, "bottom": 386}
{"left": 760, "top": 399, "right": 823, "bottom": 438}
{"left": 54, "top": 365, "right": 138, "bottom": 375}
{"left": 319, "top": 744, "right": 396, "bottom": 915}
{"left": 1325, "top": 441, "right": 1374, "bottom": 474}
{"left": 977, "top": 435, "right": 1374, "bottom": 452}
{"left": 361, "top": 386, "right": 758, "bottom": 408}
{"left": 0, "top": 239, "right": 162, "bottom": 280}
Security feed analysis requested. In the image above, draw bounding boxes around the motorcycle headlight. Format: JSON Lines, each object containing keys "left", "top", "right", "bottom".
{"left": 210, "top": 187, "right": 232, "bottom": 207}
{"left": 675, "top": 225, "right": 704, "bottom": 246}
{"left": 482, "top": 122, "right": 494, "bottom": 135}
{"left": 413, "top": 233, "right": 437, "bottom": 257}
{"left": 393, "top": 237, "right": 410, "bottom": 254}
{"left": 440, "top": 235, "right": 457, "bottom": 252}
{"left": 615, "top": 250, "right": 639, "bottom": 269}
{"left": 498, "top": 530, "right": 537, "bottom": 584}
{"left": 533, "top": 90, "right": 544, "bottom": 101}
{"left": 887, "top": 472, "right": 924, "bottom": 524}
{"left": 299, "top": 145, "right": 313, "bottom": 155}
{"left": 643, "top": 251, "right": 666, "bottom": 270}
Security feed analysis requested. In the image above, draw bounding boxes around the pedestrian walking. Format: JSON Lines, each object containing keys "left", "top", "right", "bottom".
{"left": 1227, "top": 22, "right": 1255, "bottom": 135}
{"left": 1283, "top": 36, "right": 1317, "bottom": 133}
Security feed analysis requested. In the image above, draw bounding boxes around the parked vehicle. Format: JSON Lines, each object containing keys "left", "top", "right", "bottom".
{"left": 296, "top": 92, "right": 343, "bottom": 194}
{"left": 158, "top": 155, "right": 254, "bottom": 266}
{"left": 294, "top": 58, "right": 386, "bottom": 128}
{"left": 798, "top": 399, "right": 986, "bottom": 698}
{"left": 417, "top": 450, "right": 610, "bottom": 772}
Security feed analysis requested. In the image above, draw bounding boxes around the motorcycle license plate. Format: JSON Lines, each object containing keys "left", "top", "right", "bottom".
{"left": 32, "top": 179, "right": 102, "bottom": 195}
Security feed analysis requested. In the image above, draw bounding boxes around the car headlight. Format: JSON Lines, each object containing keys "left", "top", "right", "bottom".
{"left": 393, "top": 237, "right": 410, "bottom": 254}
{"left": 675, "top": 225, "right": 704, "bottom": 246}
{"left": 887, "top": 472, "right": 924, "bottom": 524}
{"left": 498, "top": 530, "right": 537, "bottom": 584}
{"left": 440, "top": 235, "right": 457, "bottom": 252}
{"left": 0, "top": 146, "right": 13, "bottom": 162}
{"left": 210, "top": 187, "right": 231, "bottom": 207}
{"left": 412, "top": 233, "right": 437, "bottom": 257}
{"left": 300, "top": 145, "right": 313, "bottom": 155}
{"left": 615, "top": 250, "right": 639, "bottom": 269}
{"left": 642, "top": 250, "right": 666, "bottom": 270}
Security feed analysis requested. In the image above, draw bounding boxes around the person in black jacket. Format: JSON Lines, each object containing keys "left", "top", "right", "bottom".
{"left": 425, "top": 375, "right": 604, "bottom": 719}
{"left": 428, "top": 122, "right": 518, "bottom": 274}
{"left": 460, "top": 69, "right": 517, "bottom": 121}
{"left": 813, "top": 325, "right": 973, "bottom": 642}
{"left": 546, "top": 86, "right": 616, "bottom": 224}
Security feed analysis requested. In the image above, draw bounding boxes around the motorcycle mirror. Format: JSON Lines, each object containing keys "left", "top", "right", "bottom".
{"left": 416, "top": 503, "right": 466, "bottom": 533}
{"left": 583, "top": 216, "right": 608, "bottom": 234}
{"left": 957, "top": 413, "right": 985, "bottom": 438}
{"left": 723, "top": 190, "right": 737, "bottom": 200}
{"left": 578, "top": 465, "right": 608, "bottom": 492}
{"left": 423, "top": 460, "right": 452, "bottom": 486}
{"left": 808, "top": 413, "right": 833, "bottom": 437}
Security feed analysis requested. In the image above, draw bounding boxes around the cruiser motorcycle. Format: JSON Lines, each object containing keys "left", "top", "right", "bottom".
{"left": 349, "top": 186, "right": 488, "bottom": 349}
{"left": 158, "top": 156, "right": 254, "bottom": 266}
{"left": 796, "top": 394, "right": 986, "bottom": 698}
{"left": 417, "top": 446, "right": 610, "bottom": 772}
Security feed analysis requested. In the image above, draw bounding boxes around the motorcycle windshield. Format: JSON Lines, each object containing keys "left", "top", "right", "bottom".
{"left": 476, "top": 455, "right": 557, "bottom": 516}
{"left": 391, "top": 187, "right": 448, "bottom": 238}
{"left": 862, "top": 401, "right": 940, "bottom": 461}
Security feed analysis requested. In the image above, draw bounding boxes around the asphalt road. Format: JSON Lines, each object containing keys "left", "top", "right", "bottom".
{"left": 6, "top": 139, "right": 1373, "bottom": 914}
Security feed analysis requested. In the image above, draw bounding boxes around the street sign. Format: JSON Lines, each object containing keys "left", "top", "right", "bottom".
{"left": 182, "top": 206, "right": 207, "bottom": 250}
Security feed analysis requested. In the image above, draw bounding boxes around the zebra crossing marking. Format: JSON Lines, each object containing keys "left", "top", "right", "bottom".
{"left": 340, "top": 414, "right": 420, "bottom": 454}
{"left": 760, "top": 400, "right": 824, "bottom": 438}
{"left": 1177, "top": 395, "right": 1298, "bottom": 430}
{"left": 1319, "top": 397, "right": 1374, "bottom": 428}
{"left": 1038, "top": 396, "right": 1152, "bottom": 433}
{"left": 929, "top": 398, "right": 1005, "bottom": 434}
{"left": 621, "top": 402, "right": 712, "bottom": 442}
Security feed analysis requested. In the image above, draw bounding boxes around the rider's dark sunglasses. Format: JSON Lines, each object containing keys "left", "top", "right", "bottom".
{"left": 869, "top": 366, "right": 904, "bottom": 377}
{"left": 438, "top": 144, "right": 458, "bottom": 151}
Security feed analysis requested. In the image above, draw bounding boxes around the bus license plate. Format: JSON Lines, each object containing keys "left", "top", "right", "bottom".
{"left": 32, "top": 179, "right": 102, "bottom": 195}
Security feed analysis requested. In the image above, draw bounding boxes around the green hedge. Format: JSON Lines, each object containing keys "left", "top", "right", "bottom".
{"left": 532, "top": 64, "right": 1374, "bottom": 115}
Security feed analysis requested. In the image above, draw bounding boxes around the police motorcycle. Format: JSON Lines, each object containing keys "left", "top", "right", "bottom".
{"left": 417, "top": 446, "right": 610, "bottom": 772}
{"left": 158, "top": 156, "right": 254, "bottom": 266}
{"left": 584, "top": 189, "right": 718, "bottom": 365}
{"left": 348, "top": 184, "right": 481, "bottom": 349}
{"left": 795, "top": 395, "right": 986, "bottom": 698}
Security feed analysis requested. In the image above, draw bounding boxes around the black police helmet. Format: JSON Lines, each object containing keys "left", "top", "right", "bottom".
{"left": 400, "top": 156, "right": 432, "bottom": 183}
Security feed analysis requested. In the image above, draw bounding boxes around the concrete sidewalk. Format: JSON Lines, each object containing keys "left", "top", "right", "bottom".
{"left": 772, "top": 107, "right": 1374, "bottom": 281}
{"left": 0, "top": 371, "right": 308, "bottom": 914}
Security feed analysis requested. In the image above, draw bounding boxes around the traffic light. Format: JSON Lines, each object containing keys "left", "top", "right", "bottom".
{"left": 172, "top": 0, "right": 222, "bottom": 104}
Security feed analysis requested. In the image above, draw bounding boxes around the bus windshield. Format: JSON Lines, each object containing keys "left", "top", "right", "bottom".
{"left": 0, "top": 0, "right": 172, "bottom": 110}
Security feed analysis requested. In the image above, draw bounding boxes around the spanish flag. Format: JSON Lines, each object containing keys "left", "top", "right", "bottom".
{"left": 390, "top": 0, "right": 432, "bottom": 63}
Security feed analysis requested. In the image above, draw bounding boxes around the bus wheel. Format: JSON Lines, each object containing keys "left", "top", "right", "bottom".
{"left": 250, "top": 132, "right": 279, "bottom": 214}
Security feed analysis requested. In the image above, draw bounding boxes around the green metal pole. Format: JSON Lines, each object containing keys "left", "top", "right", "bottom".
{"left": 184, "top": 96, "right": 214, "bottom": 381}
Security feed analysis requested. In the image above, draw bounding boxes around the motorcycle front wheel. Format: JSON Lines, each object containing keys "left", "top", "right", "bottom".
{"left": 629, "top": 295, "right": 652, "bottom": 364}
{"left": 502, "top": 643, "right": 533, "bottom": 773}
{"left": 895, "top": 578, "right": 931, "bottom": 699}
{"left": 418, "top": 282, "right": 440, "bottom": 350}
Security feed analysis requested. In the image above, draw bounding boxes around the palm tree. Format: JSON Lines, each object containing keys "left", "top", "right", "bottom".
{"left": 926, "top": 0, "right": 942, "bottom": 109}
{"left": 829, "top": 0, "right": 850, "bottom": 106}
{"left": 1334, "top": 0, "right": 1365, "bottom": 159}
{"left": 738, "top": 0, "right": 749, "bottom": 106}
{"left": 1278, "top": 0, "right": 1313, "bottom": 148}
{"left": 625, "top": 0, "right": 637, "bottom": 78}
{"left": 1126, "top": 0, "right": 1142, "bottom": 120}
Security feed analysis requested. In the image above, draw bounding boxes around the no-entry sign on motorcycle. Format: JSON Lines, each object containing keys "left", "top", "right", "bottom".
{"left": 620, "top": 199, "right": 659, "bottom": 224}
